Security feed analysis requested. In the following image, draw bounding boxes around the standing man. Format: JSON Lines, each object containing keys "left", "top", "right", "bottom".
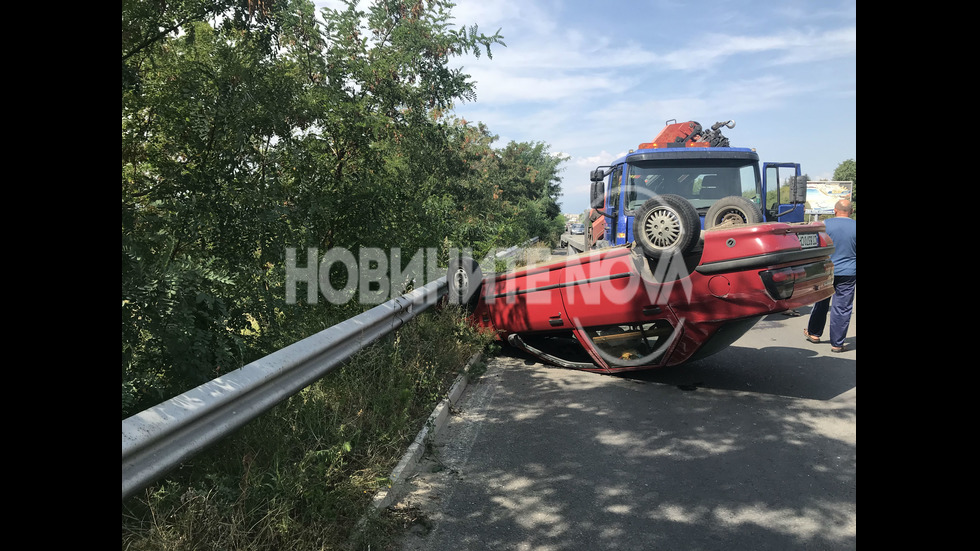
{"left": 804, "top": 199, "right": 856, "bottom": 352}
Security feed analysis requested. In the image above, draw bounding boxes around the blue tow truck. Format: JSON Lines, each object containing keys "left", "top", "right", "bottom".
{"left": 578, "top": 120, "right": 808, "bottom": 251}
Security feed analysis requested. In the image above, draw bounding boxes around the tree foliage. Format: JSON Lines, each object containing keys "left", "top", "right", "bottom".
{"left": 122, "top": 0, "right": 564, "bottom": 417}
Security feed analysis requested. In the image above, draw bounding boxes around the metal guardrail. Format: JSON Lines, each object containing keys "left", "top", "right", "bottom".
{"left": 122, "top": 276, "right": 448, "bottom": 500}
{"left": 121, "top": 238, "right": 545, "bottom": 501}
{"left": 493, "top": 236, "right": 539, "bottom": 259}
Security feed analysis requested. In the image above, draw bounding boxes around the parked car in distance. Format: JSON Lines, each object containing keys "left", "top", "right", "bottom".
{"left": 448, "top": 194, "right": 835, "bottom": 373}
{"left": 570, "top": 223, "right": 586, "bottom": 235}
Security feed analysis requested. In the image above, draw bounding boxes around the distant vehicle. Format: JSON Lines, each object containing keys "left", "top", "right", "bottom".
{"left": 570, "top": 223, "right": 586, "bottom": 235}
{"left": 447, "top": 206, "right": 835, "bottom": 373}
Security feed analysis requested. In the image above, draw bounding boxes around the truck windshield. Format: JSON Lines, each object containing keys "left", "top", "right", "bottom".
{"left": 624, "top": 159, "right": 760, "bottom": 211}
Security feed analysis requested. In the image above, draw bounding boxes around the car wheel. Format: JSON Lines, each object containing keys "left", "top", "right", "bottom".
{"left": 633, "top": 194, "right": 700, "bottom": 259}
{"left": 447, "top": 256, "right": 483, "bottom": 310}
{"left": 704, "top": 196, "right": 763, "bottom": 229}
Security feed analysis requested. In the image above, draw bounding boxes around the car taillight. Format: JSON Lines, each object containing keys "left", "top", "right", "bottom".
{"left": 759, "top": 265, "right": 806, "bottom": 300}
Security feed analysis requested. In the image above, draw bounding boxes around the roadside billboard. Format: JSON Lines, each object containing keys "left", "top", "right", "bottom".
{"left": 805, "top": 181, "right": 853, "bottom": 215}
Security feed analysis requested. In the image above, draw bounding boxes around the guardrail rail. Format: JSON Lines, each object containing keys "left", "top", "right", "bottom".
{"left": 122, "top": 238, "right": 543, "bottom": 500}
{"left": 122, "top": 276, "right": 447, "bottom": 500}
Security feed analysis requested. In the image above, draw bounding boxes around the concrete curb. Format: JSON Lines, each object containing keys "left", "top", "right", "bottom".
{"left": 368, "top": 352, "right": 482, "bottom": 511}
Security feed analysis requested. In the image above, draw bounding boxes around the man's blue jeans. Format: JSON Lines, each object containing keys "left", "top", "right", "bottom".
{"left": 807, "top": 275, "right": 856, "bottom": 348}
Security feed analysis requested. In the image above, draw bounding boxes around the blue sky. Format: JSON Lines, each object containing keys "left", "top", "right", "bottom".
{"left": 318, "top": 0, "right": 857, "bottom": 213}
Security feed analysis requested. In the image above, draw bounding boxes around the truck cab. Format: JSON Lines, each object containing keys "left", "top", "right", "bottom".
{"left": 587, "top": 120, "right": 807, "bottom": 248}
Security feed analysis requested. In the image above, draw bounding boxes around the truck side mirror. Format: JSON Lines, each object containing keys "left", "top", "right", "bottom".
{"left": 590, "top": 181, "right": 605, "bottom": 209}
{"left": 789, "top": 175, "right": 808, "bottom": 204}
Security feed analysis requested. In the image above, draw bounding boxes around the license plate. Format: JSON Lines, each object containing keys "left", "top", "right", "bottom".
{"left": 798, "top": 233, "right": 819, "bottom": 249}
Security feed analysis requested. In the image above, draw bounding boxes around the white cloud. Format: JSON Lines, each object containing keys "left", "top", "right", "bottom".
{"left": 314, "top": 0, "right": 855, "bottom": 211}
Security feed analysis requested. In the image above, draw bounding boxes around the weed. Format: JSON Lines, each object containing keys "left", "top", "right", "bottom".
{"left": 121, "top": 305, "right": 494, "bottom": 550}
{"left": 466, "top": 360, "right": 488, "bottom": 380}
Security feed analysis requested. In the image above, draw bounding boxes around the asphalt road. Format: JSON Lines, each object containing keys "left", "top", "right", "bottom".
{"left": 391, "top": 256, "right": 856, "bottom": 550}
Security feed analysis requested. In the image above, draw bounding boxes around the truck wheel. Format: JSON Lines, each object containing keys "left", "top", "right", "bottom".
{"left": 704, "top": 196, "right": 763, "bottom": 229}
{"left": 633, "top": 194, "right": 700, "bottom": 259}
{"left": 447, "top": 256, "right": 483, "bottom": 310}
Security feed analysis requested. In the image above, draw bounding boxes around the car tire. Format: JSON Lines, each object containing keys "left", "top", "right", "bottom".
{"left": 447, "top": 256, "right": 483, "bottom": 310}
{"left": 633, "top": 194, "right": 701, "bottom": 259}
{"left": 704, "top": 196, "right": 764, "bottom": 229}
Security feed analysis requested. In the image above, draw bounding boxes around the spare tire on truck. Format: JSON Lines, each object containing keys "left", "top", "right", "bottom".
{"left": 633, "top": 194, "right": 701, "bottom": 259}
{"left": 704, "top": 196, "right": 764, "bottom": 229}
{"left": 447, "top": 256, "right": 483, "bottom": 310}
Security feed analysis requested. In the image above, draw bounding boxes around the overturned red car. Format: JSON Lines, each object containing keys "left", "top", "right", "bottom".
{"left": 448, "top": 194, "right": 835, "bottom": 373}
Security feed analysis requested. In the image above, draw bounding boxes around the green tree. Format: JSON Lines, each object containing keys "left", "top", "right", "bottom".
{"left": 122, "top": 0, "right": 506, "bottom": 416}
{"left": 435, "top": 123, "right": 568, "bottom": 256}
{"left": 122, "top": 9, "right": 303, "bottom": 413}
{"left": 495, "top": 140, "right": 567, "bottom": 245}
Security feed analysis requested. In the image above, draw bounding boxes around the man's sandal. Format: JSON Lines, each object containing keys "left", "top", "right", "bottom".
{"left": 831, "top": 345, "right": 847, "bottom": 353}
{"left": 803, "top": 329, "right": 820, "bottom": 344}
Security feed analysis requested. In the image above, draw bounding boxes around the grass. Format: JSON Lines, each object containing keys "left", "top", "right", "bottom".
{"left": 121, "top": 304, "right": 495, "bottom": 551}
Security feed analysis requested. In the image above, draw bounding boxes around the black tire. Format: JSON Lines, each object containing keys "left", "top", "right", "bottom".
{"left": 704, "top": 196, "right": 763, "bottom": 229}
{"left": 633, "top": 194, "right": 701, "bottom": 259}
{"left": 447, "top": 256, "right": 483, "bottom": 310}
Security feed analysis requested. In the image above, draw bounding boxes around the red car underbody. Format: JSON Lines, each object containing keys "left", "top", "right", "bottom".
{"left": 467, "top": 221, "right": 835, "bottom": 373}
